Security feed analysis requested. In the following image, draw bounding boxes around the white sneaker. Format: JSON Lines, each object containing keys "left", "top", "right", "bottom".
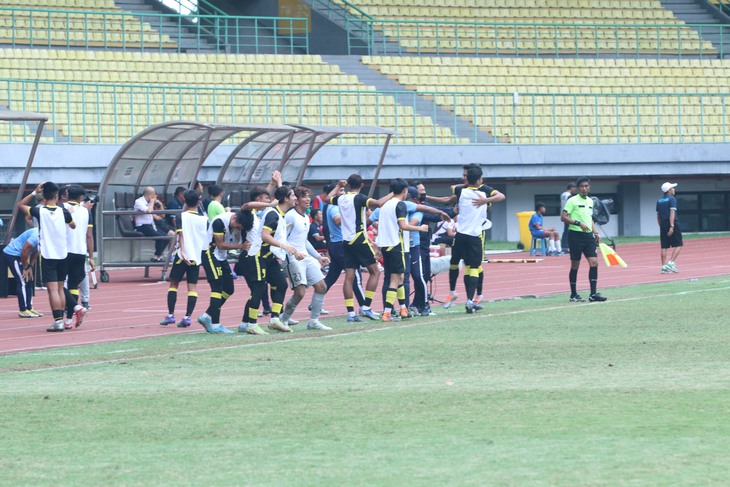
{"left": 307, "top": 320, "right": 332, "bottom": 331}
{"left": 667, "top": 261, "right": 679, "bottom": 273}
{"left": 284, "top": 317, "right": 300, "bottom": 326}
{"left": 268, "top": 317, "right": 292, "bottom": 333}
{"left": 320, "top": 308, "right": 330, "bottom": 315}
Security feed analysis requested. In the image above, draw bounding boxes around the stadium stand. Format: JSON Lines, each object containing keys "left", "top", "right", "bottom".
{"left": 363, "top": 55, "right": 730, "bottom": 143}
{"left": 339, "top": 0, "right": 715, "bottom": 56}
{"left": 0, "top": 1, "right": 176, "bottom": 50}
{"left": 0, "top": 48, "right": 465, "bottom": 144}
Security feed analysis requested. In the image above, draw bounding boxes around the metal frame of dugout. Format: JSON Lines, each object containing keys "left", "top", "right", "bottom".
{"left": 98, "top": 121, "right": 393, "bottom": 283}
{"left": 1, "top": 111, "right": 48, "bottom": 298}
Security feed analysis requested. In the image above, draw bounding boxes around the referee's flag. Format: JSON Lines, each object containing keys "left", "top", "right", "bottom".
{"left": 599, "top": 242, "right": 627, "bottom": 267}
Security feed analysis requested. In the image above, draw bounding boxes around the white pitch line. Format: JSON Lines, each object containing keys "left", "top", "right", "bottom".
{"left": 6, "top": 284, "right": 730, "bottom": 375}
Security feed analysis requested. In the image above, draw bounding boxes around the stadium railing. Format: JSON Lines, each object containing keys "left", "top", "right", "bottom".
{"left": 0, "top": 7, "right": 309, "bottom": 53}
{"left": 1, "top": 78, "right": 728, "bottom": 145}
{"left": 345, "top": 18, "right": 723, "bottom": 58}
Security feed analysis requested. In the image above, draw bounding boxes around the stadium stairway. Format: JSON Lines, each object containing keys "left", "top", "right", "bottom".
{"left": 321, "top": 54, "right": 497, "bottom": 143}
{"left": 300, "top": 0, "right": 400, "bottom": 54}
{"left": 113, "top": 0, "right": 219, "bottom": 52}
{"left": 660, "top": 0, "right": 730, "bottom": 56}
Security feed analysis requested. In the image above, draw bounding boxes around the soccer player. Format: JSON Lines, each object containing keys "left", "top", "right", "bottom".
{"left": 198, "top": 209, "right": 253, "bottom": 334}
{"left": 450, "top": 166, "right": 492, "bottom": 313}
{"left": 239, "top": 185, "right": 305, "bottom": 334}
{"left": 159, "top": 190, "right": 210, "bottom": 328}
{"left": 371, "top": 187, "right": 450, "bottom": 318}
{"left": 426, "top": 164, "right": 505, "bottom": 309}
{"left": 2, "top": 226, "right": 41, "bottom": 318}
{"left": 62, "top": 185, "right": 93, "bottom": 328}
{"left": 321, "top": 183, "right": 367, "bottom": 321}
{"left": 279, "top": 186, "right": 332, "bottom": 331}
{"left": 560, "top": 176, "right": 607, "bottom": 303}
{"left": 327, "top": 174, "right": 394, "bottom": 322}
{"left": 375, "top": 179, "right": 429, "bottom": 322}
{"left": 18, "top": 182, "right": 76, "bottom": 332}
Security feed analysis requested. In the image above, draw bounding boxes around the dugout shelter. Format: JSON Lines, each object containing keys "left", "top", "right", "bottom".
{"left": 97, "top": 121, "right": 393, "bottom": 282}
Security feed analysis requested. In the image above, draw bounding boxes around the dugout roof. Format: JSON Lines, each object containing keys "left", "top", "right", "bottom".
{"left": 217, "top": 124, "right": 394, "bottom": 197}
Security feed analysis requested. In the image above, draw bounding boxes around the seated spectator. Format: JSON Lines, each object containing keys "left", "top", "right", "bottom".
{"left": 153, "top": 199, "right": 175, "bottom": 235}
{"left": 529, "top": 202, "right": 562, "bottom": 256}
{"left": 134, "top": 186, "right": 173, "bottom": 262}
{"left": 165, "top": 186, "right": 186, "bottom": 229}
{"left": 308, "top": 208, "right": 327, "bottom": 251}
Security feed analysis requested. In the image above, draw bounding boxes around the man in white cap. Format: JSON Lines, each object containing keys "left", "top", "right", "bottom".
{"left": 657, "top": 182, "right": 683, "bottom": 273}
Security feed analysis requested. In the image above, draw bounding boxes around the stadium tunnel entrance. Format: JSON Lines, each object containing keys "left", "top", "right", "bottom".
{"left": 97, "top": 121, "right": 393, "bottom": 282}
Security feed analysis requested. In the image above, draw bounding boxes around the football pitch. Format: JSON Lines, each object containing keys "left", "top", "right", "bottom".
{"left": 2, "top": 276, "right": 729, "bottom": 486}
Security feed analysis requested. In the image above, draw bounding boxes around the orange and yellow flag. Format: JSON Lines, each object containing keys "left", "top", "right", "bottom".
{"left": 599, "top": 242, "right": 627, "bottom": 267}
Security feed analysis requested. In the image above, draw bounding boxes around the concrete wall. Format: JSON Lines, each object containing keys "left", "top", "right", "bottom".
{"left": 2, "top": 141, "right": 729, "bottom": 239}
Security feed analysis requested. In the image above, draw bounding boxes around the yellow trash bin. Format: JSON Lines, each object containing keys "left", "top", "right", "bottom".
{"left": 515, "top": 211, "right": 536, "bottom": 250}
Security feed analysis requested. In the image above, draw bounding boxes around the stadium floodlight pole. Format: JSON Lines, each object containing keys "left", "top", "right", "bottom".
{"left": 367, "top": 133, "right": 392, "bottom": 199}
{"left": 4, "top": 114, "right": 48, "bottom": 246}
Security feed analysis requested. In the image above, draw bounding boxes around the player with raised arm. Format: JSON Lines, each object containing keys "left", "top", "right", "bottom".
{"left": 239, "top": 185, "right": 305, "bottom": 334}
{"left": 326, "top": 174, "right": 394, "bottom": 322}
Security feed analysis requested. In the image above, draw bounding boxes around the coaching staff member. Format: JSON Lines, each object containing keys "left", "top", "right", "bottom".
{"left": 657, "top": 182, "right": 682, "bottom": 274}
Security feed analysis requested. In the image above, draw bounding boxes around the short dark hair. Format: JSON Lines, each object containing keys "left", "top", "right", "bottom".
{"left": 67, "top": 185, "right": 86, "bottom": 200}
{"left": 411, "top": 180, "right": 423, "bottom": 187}
{"left": 310, "top": 208, "right": 321, "bottom": 218}
{"left": 184, "top": 189, "right": 200, "bottom": 207}
{"left": 535, "top": 202, "right": 546, "bottom": 212}
{"left": 274, "top": 185, "right": 292, "bottom": 204}
{"left": 389, "top": 178, "right": 409, "bottom": 195}
{"left": 462, "top": 163, "right": 480, "bottom": 171}
{"left": 294, "top": 186, "right": 310, "bottom": 200}
{"left": 174, "top": 186, "right": 186, "bottom": 197}
{"left": 208, "top": 184, "right": 223, "bottom": 198}
{"left": 235, "top": 210, "right": 254, "bottom": 232}
{"left": 576, "top": 177, "right": 591, "bottom": 187}
{"left": 250, "top": 186, "right": 268, "bottom": 202}
{"left": 567, "top": 182, "right": 577, "bottom": 189}
{"left": 347, "top": 174, "right": 363, "bottom": 190}
{"left": 466, "top": 166, "right": 482, "bottom": 185}
{"left": 323, "top": 183, "right": 335, "bottom": 194}
{"left": 42, "top": 182, "right": 59, "bottom": 200}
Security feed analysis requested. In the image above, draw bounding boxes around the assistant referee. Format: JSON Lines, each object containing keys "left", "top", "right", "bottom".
{"left": 560, "top": 176, "right": 607, "bottom": 303}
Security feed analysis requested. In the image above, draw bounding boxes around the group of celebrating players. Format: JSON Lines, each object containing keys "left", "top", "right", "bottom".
{"left": 159, "top": 163, "right": 505, "bottom": 335}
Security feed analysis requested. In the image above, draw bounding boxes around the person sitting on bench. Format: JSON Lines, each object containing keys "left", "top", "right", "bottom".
{"left": 134, "top": 187, "right": 173, "bottom": 262}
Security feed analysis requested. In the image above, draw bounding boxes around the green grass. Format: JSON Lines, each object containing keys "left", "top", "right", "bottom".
{"left": 2, "top": 277, "right": 730, "bottom": 486}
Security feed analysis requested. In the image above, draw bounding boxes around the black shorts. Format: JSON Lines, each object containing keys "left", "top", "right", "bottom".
{"left": 344, "top": 233, "right": 376, "bottom": 269}
{"left": 201, "top": 249, "right": 232, "bottom": 283}
{"left": 382, "top": 244, "right": 405, "bottom": 275}
{"left": 243, "top": 251, "right": 285, "bottom": 285}
{"left": 659, "top": 221, "right": 683, "bottom": 249}
{"left": 65, "top": 253, "right": 87, "bottom": 289}
{"left": 568, "top": 230, "right": 597, "bottom": 260}
{"left": 451, "top": 233, "right": 483, "bottom": 268}
{"left": 168, "top": 256, "right": 200, "bottom": 283}
{"left": 41, "top": 257, "right": 67, "bottom": 284}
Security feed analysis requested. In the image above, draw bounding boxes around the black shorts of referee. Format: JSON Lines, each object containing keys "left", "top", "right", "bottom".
{"left": 567, "top": 230, "right": 597, "bottom": 261}
{"left": 659, "top": 221, "right": 683, "bottom": 249}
